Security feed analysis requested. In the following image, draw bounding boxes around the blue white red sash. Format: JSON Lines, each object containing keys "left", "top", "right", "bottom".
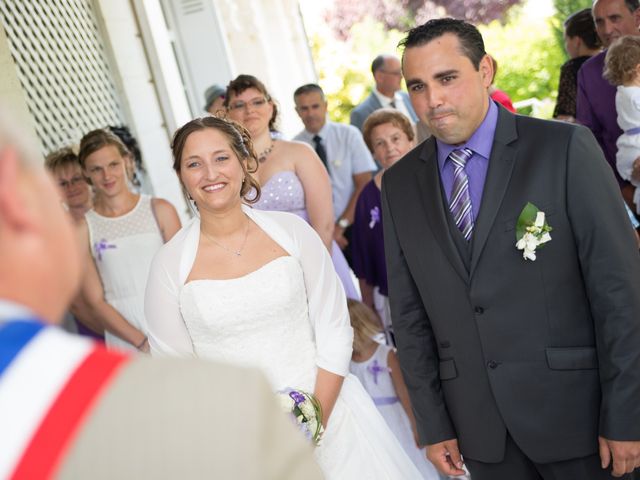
{"left": 0, "top": 320, "right": 129, "bottom": 479}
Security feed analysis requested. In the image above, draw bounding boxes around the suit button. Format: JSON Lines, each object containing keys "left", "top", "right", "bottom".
{"left": 474, "top": 306, "right": 484, "bottom": 314}
{"left": 487, "top": 360, "right": 498, "bottom": 369}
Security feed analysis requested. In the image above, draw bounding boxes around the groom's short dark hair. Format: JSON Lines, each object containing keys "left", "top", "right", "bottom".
{"left": 399, "top": 18, "right": 486, "bottom": 70}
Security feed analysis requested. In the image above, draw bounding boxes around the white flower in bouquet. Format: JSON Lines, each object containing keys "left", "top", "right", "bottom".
{"left": 299, "top": 400, "right": 315, "bottom": 418}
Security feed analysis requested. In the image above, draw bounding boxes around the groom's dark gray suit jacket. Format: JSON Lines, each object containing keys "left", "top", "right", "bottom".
{"left": 381, "top": 106, "right": 640, "bottom": 464}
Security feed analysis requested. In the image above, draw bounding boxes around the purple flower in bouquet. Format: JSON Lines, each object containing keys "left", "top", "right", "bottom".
{"left": 289, "top": 390, "right": 306, "bottom": 406}
{"left": 277, "top": 388, "right": 324, "bottom": 445}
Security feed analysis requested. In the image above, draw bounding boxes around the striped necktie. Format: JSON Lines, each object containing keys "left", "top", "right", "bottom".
{"left": 448, "top": 148, "right": 474, "bottom": 241}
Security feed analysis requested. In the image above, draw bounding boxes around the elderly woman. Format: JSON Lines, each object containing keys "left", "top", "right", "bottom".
{"left": 45, "top": 147, "right": 92, "bottom": 222}
{"left": 352, "top": 109, "right": 415, "bottom": 344}
{"left": 45, "top": 147, "right": 104, "bottom": 338}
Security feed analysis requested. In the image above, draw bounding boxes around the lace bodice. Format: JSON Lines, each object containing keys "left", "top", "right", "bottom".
{"left": 179, "top": 256, "right": 317, "bottom": 391}
{"left": 85, "top": 195, "right": 161, "bottom": 242}
{"left": 85, "top": 195, "right": 164, "bottom": 350}
{"left": 254, "top": 171, "right": 308, "bottom": 220}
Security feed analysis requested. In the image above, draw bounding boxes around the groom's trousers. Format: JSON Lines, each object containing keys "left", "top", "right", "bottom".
{"left": 464, "top": 434, "right": 635, "bottom": 480}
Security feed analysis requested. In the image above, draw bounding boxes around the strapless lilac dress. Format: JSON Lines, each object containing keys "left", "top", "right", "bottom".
{"left": 253, "top": 171, "right": 360, "bottom": 300}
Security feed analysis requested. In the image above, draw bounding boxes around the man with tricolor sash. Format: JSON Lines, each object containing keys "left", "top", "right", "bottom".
{"left": 0, "top": 110, "right": 322, "bottom": 479}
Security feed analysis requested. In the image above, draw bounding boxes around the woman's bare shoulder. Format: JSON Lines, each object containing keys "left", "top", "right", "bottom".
{"left": 278, "top": 138, "right": 315, "bottom": 157}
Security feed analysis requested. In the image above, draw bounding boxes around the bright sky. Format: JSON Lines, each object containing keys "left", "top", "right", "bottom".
{"left": 524, "top": 0, "right": 554, "bottom": 19}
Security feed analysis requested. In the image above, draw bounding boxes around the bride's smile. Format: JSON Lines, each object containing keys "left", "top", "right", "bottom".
{"left": 179, "top": 128, "right": 246, "bottom": 212}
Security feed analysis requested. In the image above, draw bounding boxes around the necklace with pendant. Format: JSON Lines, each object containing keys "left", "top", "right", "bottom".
{"left": 257, "top": 140, "right": 275, "bottom": 163}
{"left": 202, "top": 216, "right": 250, "bottom": 257}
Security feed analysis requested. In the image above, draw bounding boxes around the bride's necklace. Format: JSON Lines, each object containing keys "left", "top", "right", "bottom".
{"left": 257, "top": 140, "right": 275, "bottom": 163}
{"left": 201, "top": 217, "right": 250, "bottom": 257}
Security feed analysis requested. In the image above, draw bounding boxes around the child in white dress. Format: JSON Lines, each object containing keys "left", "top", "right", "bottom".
{"left": 348, "top": 299, "right": 446, "bottom": 479}
{"left": 605, "top": 35, "right": 640, "bottom": 213}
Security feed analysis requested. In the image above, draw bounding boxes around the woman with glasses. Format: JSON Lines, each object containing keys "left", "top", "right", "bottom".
{"left": 224, "top": 74, "right": 359, "bottom": 299}
{"left": 46, "top": 147, "right": 93, "bottom": 222}
{"left": 77, "top": 129, "right": 181, "bottom": 352}
{"left": 45, "top": 147, "right": 105, "bottom": 339}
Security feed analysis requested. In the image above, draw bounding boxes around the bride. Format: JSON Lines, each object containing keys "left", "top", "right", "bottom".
{"left": 144, "top": 116, "right": 421, "bottom": 478}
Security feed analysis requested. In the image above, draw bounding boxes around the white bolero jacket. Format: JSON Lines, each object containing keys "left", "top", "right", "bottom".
{"left": 144, "top": 205, "right": 354, "bottom": 377}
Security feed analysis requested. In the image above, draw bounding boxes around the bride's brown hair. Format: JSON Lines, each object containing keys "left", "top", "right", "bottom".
{"left": 171, "top": 115, "right": 261, "bottom": 204}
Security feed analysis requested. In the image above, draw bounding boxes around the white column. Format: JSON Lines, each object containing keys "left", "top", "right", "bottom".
{"left": 93, "top": 0, "right": 187, "bottom": 218}
{"left": 216, "top": 0, "right": 317, "bottom": 138}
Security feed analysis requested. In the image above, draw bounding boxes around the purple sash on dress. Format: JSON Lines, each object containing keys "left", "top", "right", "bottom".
{"left": 372, "top": 396, "right": 399, "bottom": 406}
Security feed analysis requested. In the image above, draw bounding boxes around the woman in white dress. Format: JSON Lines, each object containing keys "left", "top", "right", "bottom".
{"left": 144, "top": 116, "right": 421, "bottom": 479}
{"left": 77, "top": 129, "right": 181, "bottom": 352}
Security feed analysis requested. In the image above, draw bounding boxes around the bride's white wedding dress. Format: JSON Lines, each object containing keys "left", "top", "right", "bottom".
{"left": 145, "top": 206, "right": 422, "bottom": 479}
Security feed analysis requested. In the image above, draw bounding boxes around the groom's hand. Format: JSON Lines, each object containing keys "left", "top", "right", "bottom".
{"left": 598, "top": 436, "right": 640, "bottom": 477}
{"left": 426, "top": 438, "right": 466, "bottom": 476}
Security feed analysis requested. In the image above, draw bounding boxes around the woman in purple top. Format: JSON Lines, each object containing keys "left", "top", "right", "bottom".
{"left": 352, "top": 110, "right": 415, "bottom": 343}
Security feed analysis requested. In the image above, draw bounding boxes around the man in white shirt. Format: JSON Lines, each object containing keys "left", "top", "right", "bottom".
{"left": 293, "top": 83, "right": 376, "bottom": 263}
{"left": 350, "top": 54, "right": 418, "bottom": 131}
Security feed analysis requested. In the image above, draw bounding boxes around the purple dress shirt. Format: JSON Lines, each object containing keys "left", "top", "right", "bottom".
{"left": 437, "top": 100, "right": 498, "bottom": 221}
{"left": 576, "top": 50, "right": 624, "bottom": 185}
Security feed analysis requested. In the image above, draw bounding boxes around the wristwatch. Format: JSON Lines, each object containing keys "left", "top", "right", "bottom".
{"left": 338, "top": 217, "right": 350, "bottom": 229}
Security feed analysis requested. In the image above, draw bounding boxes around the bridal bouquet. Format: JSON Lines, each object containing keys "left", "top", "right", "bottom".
{"left": 277, "top": 388, "right": 324, "bottom": 445}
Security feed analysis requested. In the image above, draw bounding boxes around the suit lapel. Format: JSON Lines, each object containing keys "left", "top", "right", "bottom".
{"left": 417, "top": 139, "right": 469, "bottom": 284}
{"left": 369, "top": 92, "right": 383, "bottom": 111}
{"left": 469, "top": 108, "right": 518, "bottom": 277}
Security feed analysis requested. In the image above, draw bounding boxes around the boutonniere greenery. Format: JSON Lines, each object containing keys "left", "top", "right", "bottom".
{"left": 515, "top": 202, "right": 552, "bottom": 261}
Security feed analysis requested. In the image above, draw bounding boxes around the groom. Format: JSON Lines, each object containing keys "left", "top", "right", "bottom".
{"left": 382, "top": 18, "right": 640, "bottom": 479}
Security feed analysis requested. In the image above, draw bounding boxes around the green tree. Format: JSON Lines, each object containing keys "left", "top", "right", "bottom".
{"left": 309, "top": 18, "right": 405, "bottom": 123}
{"left": 325, "top": 0, "right": 525, "bottom": 39}
{"left": 481, "top": 13, "right": 566, "bottom": 117}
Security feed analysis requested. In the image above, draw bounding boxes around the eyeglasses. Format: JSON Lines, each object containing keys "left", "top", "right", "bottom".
{"left": 228, "top": 97, "right": 269, "bottom": 112}
{"left": 379, "top": 69, "right": 402, "bottom": 77}
{"left": 58, "top": 175, "right": 86, "bottom": 189}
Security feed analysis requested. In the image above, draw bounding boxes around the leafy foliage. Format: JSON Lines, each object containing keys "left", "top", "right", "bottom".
{"left": 325, "top": 0, "right": 526, "bottom": 40}
{"left": 480, "top": 14, "right": 565, "bottom": 116}
{"left": 309, "top": 18, "right": 406, "bottom": 123}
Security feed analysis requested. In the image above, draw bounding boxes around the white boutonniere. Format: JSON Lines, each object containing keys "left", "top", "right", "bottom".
{"left": 515, "top": 202, "right": 552, "bottom": 261}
